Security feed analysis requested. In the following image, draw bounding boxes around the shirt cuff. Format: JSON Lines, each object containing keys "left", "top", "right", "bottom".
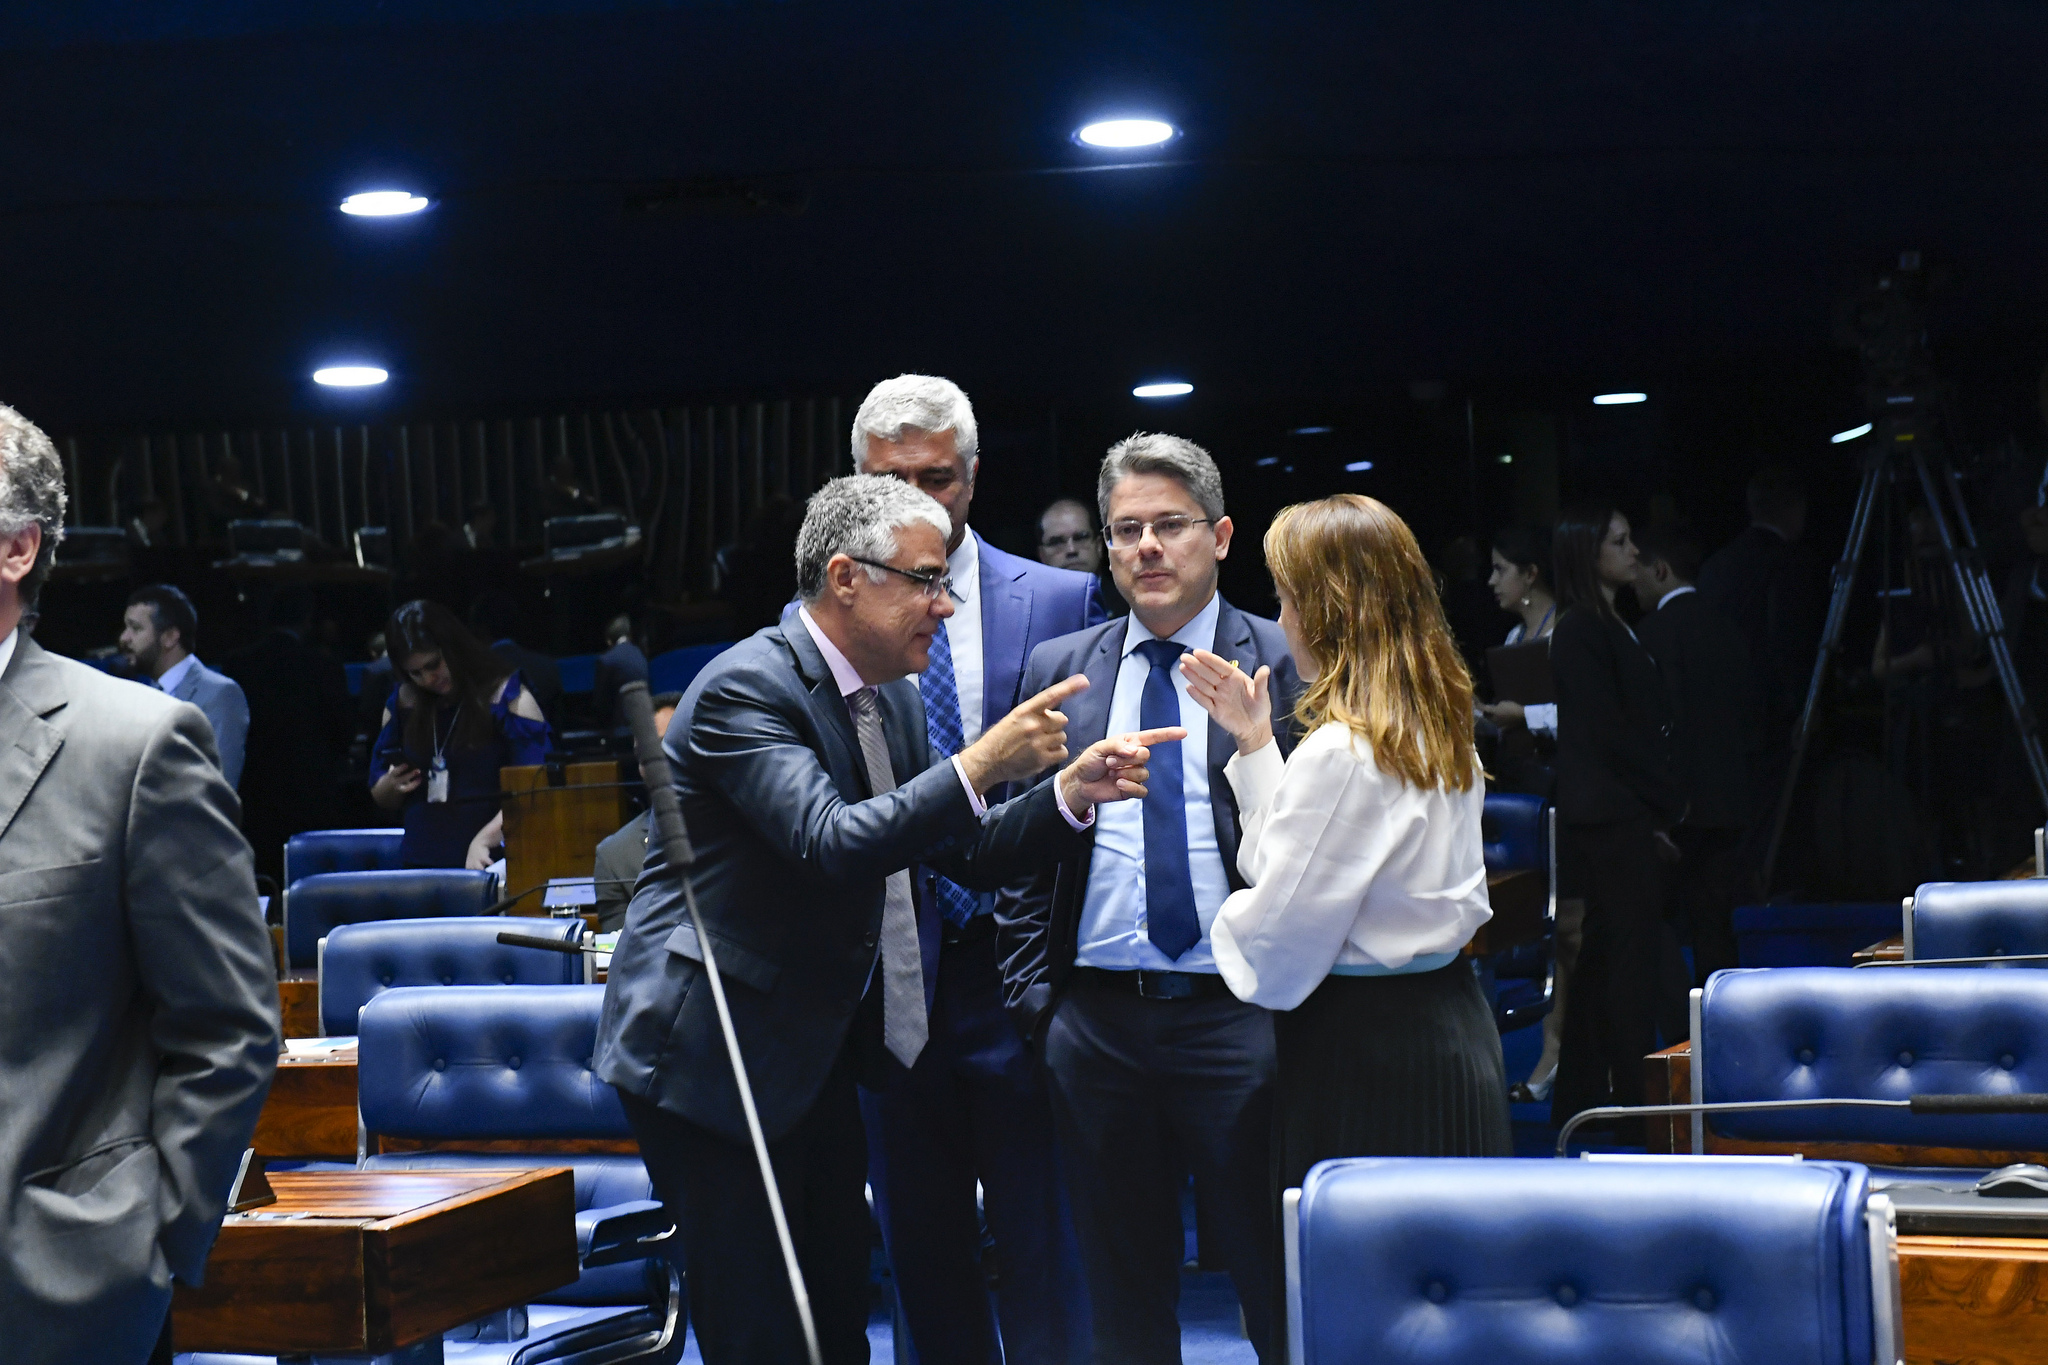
{"left": 950, "top": 755, "right": 989, "bottom": 818}
{"left": 1053, "top": 775, "right": 1096, "bottom": 831}
{"left": 1523, "top": 702, "right": 1558, "bottom": 736}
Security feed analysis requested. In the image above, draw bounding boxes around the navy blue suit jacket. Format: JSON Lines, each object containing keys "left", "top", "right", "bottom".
{"left": 594, "top": 620, "right": 1087, "bottom": 1142}
{"left": 992, "top": 596, "right": 1304, "bottom": 1041}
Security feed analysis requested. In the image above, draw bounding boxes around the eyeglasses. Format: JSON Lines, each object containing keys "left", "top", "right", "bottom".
{"left": 1039, "top": 532, "right": 1095, "bottom": 550}
{"left": 1104, "top": 516, "right": 1215, "bottom": 549}
{"left": 848, "top": 556, "right": 956, "bottom": 602}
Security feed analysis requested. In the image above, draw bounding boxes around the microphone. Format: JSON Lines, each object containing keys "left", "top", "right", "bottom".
{"left": 1857, "top": 952, "right": 2048, "bottom": 968}
{"left": 497, "top": 932, "right": 608, "bottom": 955}
{"left": 1557, "top": 1093, "right": 2048, "bottom": 1156}
{"left": 616, "top": 680, "right": 823, "bottom": 1365}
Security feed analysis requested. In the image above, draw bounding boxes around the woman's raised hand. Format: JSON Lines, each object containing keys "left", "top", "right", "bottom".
{"left": 1178, "top": 648, "right": 1274, "bottom": 755}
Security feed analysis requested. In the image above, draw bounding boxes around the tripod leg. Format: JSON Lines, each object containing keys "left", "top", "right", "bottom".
{"left": 1763, "top": 453, "right": 1886, "bottom": 891}
{"left": 1910, "top": 450, "right": 2048, "bottom": 819}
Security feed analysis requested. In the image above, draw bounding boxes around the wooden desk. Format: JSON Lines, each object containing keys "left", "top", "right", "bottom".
{"left": 173, "top": 1169, "right": 577, "bottom": 1357}
{"left": 502, "top": 760, "right": 631, "bottom": 903}
{"left": 1855, "top": 934, "right": 1907, "bottom": 965}
{"left": 253, "top": 1047, "right": 361, "bottom": 1161}
{"left": 1465, "top": 869, "right": 1546, "bottom": 957}
{"left": 278, "top": 972, "right": 321, "bottom": 1039}
{"left": 1899, "top": 1234, "right": 2048, "bottom": 1365}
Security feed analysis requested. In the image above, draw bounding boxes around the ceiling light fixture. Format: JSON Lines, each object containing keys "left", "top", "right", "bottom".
{"left": 339, "top": 191, "right": 430, "bottom": 217}
{"left": 1132, "top": 381, "right": 1193, "bottom": 399}
{"left": 1498, "top": 454, "right": 1514, "bottom": 464}
{"left": 1291, "top": 425, "right": 1333, "bottom": 436}
{"left": 313, "top": 365, "right": 389, "bottom": 387}
{"left": 1076, "top": 118, "right": 1177, "bottom": 149}
{"left": 1255, "top": 457, "right": 1280, "bottom": 468}
{"left": 1831, "top": 423, "right": 1874, "bottom": 444}
{"left": 1345, "top": 461, "right": 1375, "bottom": 473}
{"left": 1592, "top": 392, "right": 1647, "bottom": 406}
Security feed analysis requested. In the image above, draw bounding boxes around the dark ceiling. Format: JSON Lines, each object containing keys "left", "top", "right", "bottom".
{"left": 5, "top": 1, "right": 2048, "bottom": 431}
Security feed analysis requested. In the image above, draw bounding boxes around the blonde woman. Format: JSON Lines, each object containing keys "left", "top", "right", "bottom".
{"left": 1180, "top": 494, "right": 1511, "bottom": 1188}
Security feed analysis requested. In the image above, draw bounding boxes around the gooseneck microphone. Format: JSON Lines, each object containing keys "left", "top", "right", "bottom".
{"left": 614, "top": 679, "right": 823, "bottom": 1365}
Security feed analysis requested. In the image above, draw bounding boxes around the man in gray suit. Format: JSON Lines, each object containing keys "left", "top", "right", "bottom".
{"left": 0, "top": 405, "right": 280, "bottom": 1365}
{"left": 120, "top": 582, "right": 251, "bottom": 787}
{"left": 597, "top": 475, "right": 1179, "bottom": 1364}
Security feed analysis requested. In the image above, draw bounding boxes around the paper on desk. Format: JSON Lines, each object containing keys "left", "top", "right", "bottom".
{"left": 283, "top": 1036, "right": 359, "bottom": 1056}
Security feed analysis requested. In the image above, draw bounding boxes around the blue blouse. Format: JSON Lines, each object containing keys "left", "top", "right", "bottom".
{"left": 369, "top": 672, "right": 553, "bottom": 868}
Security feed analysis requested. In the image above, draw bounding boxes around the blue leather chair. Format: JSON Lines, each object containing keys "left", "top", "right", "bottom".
{"left": 1475, "top": 793, "right": 1556, "bottom": 1032}
{"left": 1691, "top": 966, "right": 2048, "bottom": 1164}
{"left": 284, "top": 868, "right": 499, "bottom": 970}
{"left": 283, "top": 828, "right": 405, "bottom": 887}
{"left": 647, "top": 643, "right": 732, "bottom": 697}
{"left": 1285, "top": 1156, "right": 1898, "bottom": 1365}
{"left": 317, "top": 917, "right": 587, "bottom": 1035}
{"left": 1907, "top": 879, "right": 2048, "bottom": 962}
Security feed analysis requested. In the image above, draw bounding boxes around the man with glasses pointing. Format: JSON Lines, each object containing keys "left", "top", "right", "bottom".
{"left": 851, "top": 375, "right": 1107, "bottom": 1364}
{"left": 998, "top": 433, "right": 1305, "bottom": 1363}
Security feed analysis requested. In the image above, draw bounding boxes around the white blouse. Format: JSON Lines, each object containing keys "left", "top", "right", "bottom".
{"left": 1209, "top": 723, "right": 1492, "bottom": 1011}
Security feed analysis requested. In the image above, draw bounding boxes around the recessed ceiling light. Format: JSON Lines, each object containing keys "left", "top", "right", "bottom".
{"left": 1498, "top": 454, "right": 1514, "bottom": 464}
{"left": 1255, "top": 457, "right": 1280, "bottom": 467}
{"left": 1076, "top": 119, "right": 1177, "bottom": 149}
{"left": 1831, "top": 423, "right": 1874, "bottom": 444}
{"left": 1345, "top": 460, "right": 1375, "bottom": 473}
{"left": 1291, "top": 425, "right": 1333, "bottom": 436}
{"left": 339, "top": 191, "right": 430, "bottom": 217}
{"left": 313, "top": 365, "right": 388, "bottom": 387}
{"left": 1592, "top": 392, "right": 1647, "bottom": 405}
{"left": 1132, "top": 381, "right": 1193, "bottom": 399}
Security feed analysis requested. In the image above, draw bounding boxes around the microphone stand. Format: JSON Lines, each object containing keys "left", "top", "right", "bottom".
{"left": 1557, "top": 1092, "right": 2048, "bottom": 1157}
{"left": 615, "top": 679, "right": 823, "bottom": 1365}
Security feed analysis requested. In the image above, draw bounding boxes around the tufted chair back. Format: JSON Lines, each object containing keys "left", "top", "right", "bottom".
{"left": 1478, "top": 794, "right": 1556, "bottom": 1031}
{"left": 1481, "top": 794, "right": 1547, "bottom": 876}
{"left": 1909, "top": 879, "right": 2048, "bottom": 962}
{"left": 1287, "top": 1157, "right": 1891, "bottom": 1365}
{"left": 358, "top": 985, "right": 664, "bottom": 1307}
{"left": 318, "top": 917, "right": 584, "bottom": 1034}
{"left": 283, "top": 868, "right": 498, "bottom": 969}
{"left": 284, "top": 828, "right": 405, "bottom": 886}
{"left": 1698, "top": 966, "right": 2048, "bottom": 1150}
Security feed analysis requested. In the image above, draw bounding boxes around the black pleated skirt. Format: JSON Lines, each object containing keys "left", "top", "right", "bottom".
{"left": 1273, "top": 960, "right": 1513, "bottom": 1193}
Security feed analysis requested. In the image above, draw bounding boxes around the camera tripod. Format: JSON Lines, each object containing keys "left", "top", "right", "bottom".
{"left": 1762, "top": 398, "right": 2048, "bottom": 890}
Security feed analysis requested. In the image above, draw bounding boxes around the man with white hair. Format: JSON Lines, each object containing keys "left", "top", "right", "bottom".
{"left": 597, "top": 474, "right": 1176, "bottom": 1364}
{"left": 0, "top": 403, "right": 279, "bottom": 1365}
{"left": 851, "top": 374, "right": 1106, "bottom": 1363}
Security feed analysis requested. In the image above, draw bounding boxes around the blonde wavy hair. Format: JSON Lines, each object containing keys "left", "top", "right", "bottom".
{"left": 1265, "top": 494, "right": 1478, "bottom": 792}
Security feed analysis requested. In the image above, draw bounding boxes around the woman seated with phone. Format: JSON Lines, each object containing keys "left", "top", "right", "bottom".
{"left": 369, "top": 599, "right": 552, "bottom": 869}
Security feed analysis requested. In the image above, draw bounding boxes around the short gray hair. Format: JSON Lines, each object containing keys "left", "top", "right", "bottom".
{"left": 1098, "top": 432, "right": 1225, "bottom": 525}
{"left": 796, "top": 474, "right": 953, "bottom": 601}
{"left": 0, "top": 404, "right": 66, "bottom": 607}
{"left": 850, "top": 374, "right": 979, "bottom": 470}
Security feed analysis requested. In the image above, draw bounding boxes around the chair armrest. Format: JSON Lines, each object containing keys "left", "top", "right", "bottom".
{"left": 577, "top": 1199, "right": 675, "bottom": 1268}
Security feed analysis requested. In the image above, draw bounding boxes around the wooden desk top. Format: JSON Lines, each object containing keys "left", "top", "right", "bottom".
{"left": 1854, "top": 934, "right": 1907, "bottom": 964}
{"left": 175, "top": 1168, "right": 577, "bottom": 1356}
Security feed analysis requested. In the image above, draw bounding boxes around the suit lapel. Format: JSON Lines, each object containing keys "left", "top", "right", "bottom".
{"left": 173, "top": 663, "right": 200, "bottom": 703}
{"left": 978, "top": 540, "right": 1033, "bottom": 733}
{"left": 1071, "top": 621, "right": 1125, "bottom": 749}
{"left": 783, "top": 622, "right": 865, "bottom": 796}
{"left": 1207, "top": 599, "right": 1261, "bottom": 886}
{"left": 0, "top": 642, "right": 66, "bottom": 844}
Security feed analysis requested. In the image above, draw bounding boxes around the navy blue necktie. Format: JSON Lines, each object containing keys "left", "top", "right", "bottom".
{"left": 1134, "top": 637, "right": 1199, "bottom": 960}
{"left": 920, "top": 621, "right": 982, "bottom": 927}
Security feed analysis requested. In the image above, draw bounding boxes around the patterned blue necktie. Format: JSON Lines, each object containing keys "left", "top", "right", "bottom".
{"left": 1134, "top": 637, "right": 1200, "bottom": 960}
{"left": 921, "top": 621, "right": 982, "bottom": 927}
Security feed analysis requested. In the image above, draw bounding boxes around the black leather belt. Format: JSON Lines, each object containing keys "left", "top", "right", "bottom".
{"left": 941, "top": 912, "right": 996, "bottom": 947}
{"left": 1069, "top": 966, "right": 1231, "bottom": 1001}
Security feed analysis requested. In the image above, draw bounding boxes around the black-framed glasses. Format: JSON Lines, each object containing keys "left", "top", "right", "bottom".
{"left": 848, "top": 555, "right": 956, "bottom": 602}
{"left": 1104, "top": 515, "right": 1215, "bottom": 549}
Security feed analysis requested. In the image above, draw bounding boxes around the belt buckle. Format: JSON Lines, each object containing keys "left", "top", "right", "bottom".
{"left": 1138, "top": 970, "right": 1193, "bottom": 1001}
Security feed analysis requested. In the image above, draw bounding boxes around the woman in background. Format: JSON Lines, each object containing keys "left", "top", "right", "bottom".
{"left": 369, "top": 599, "right": 551, "bottom": 869}
{"left": 1477, "top": 523, "right": 1559, "bottom": 740}
{"left": 1183, "top": 493, "right": 1510, "bottom": 1211}
{"left": 1546, "top": 505, "right": 1685, "bottom": 1130}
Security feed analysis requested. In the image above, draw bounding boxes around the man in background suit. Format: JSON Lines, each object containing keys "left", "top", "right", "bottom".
{"left": 0, "top": 405, "right": 279, "bottom": 1365}
{"left": 852, "top": 374, "right": 1105, "bottom": 1364}
{"left": 591, "top": 691, "right": 678, "bottom": 932}
{"left": 221, "top": 587, "right": 354, "bottom": 882}
{"left": 999, "top": 433, "right": 1304, "bottom": 1363}
{"left": 595, "top": 475, "right": 1176, "bottom": 1364}
{"left": 120, "top": 582, "right": 250, "bottom": 787}
{"left": 1634, "top": 524, "right": 1763, "bottom": 985}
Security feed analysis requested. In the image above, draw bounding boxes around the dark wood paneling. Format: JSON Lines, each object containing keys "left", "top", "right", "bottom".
{"left": 1901, "top": 1235, "right": 2048, "bottom": 1365}
{"left": 252, "top": 1055, "right": 359, "bottom": 1161}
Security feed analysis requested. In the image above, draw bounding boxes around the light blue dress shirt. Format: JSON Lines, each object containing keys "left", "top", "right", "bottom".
{"left": 1075, "top": 592, "right": 1232, "bottom": 972}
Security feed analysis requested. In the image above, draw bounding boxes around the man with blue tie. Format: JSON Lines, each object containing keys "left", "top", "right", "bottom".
{"left": 852, "top": 374, "right": 1106, "bottom": 1364}
{"left": 998, "top": 433, "right": 1304, "bottom": 1363}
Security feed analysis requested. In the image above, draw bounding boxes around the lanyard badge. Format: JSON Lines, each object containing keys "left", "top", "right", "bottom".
{"left": 427, "top": 754, "right": 450, "bottom": 804}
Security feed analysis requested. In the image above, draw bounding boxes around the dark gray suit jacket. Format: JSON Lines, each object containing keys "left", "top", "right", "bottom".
{"left": 595, "top": 620, "right": 1086, "bottom": 1143}
{"left": 0, "top": 635, "right": 279, "bottom": 1365}
{"left": 993, "top": 597, "right": 1304, "bottom": 1042}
